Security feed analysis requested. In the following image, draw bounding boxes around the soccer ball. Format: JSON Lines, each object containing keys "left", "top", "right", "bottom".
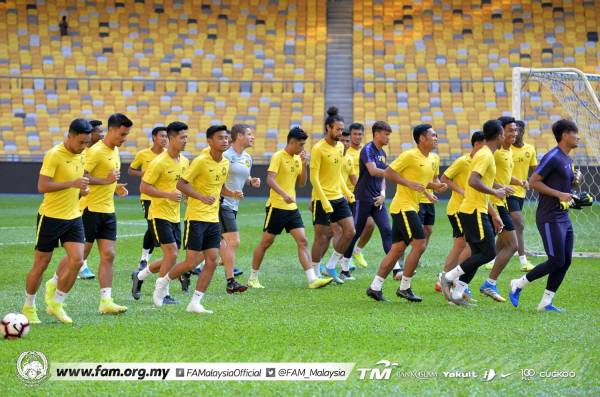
{"left": 1, "top": 313, "right": 30, "bottom": 339}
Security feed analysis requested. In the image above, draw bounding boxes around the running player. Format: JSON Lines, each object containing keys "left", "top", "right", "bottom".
{"left": 346, "top": 122, "right": 375, "bottom": 268}
{"left": 128, "top": 126, "right": 168, "bottom": 271}
{"left": 508, "top": 120, "right": 538, "bottom": 271}
{"left": 440, "top": 120, "right": 507, "bottom": 306}
{"left": 479, "top": 116, "right": 524, "bottom": 302}
{"left": 337, "top": 129, "right": 358, "bottom": 279}
{"left": 78, "top": 119, "right": 104, "bottom": 279}
{"left": 393, "top": 137, "right": 444, "bottom": 280}
{"left": 342, "top": 121, "right": 392, "bottom": 280}
{"left": 310, "top": 107, "right": 356, "bottom": 284}
{"left": 366, "top": 124, "right": 446, "bottom": 302}
{"left": 509, "top": 120, "right": 581, "bottom": 312}
{"left": 152, "top": 125, "right": 230, "bottom": 313}
{"left": 249, "top": 127, "right": 332, "bottom": 289}
{"left": 131, "top": 122, "right": 189, "bottom": 303}
{"left": 218, "top": 124, "right": 260, "bottom": 293}
{"left": 436, "top": 131, "right": 484, "bottom": 299}
{"left": 73, "top": 113, "right": 132, "bottom": 314}
{"left": 22, "top": 119, "right": 92, "bottom": 324}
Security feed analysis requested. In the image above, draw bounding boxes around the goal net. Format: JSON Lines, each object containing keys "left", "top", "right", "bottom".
{"left": 512, "top": 67, "right": 600, "bottom": 258}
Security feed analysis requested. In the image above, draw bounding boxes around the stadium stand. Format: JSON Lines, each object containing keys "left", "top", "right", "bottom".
{"left": 352, "top": 0, "right": 600, "bottom": 162}
{"left": 0, "top": 0, "right": 327, "bottom": 161}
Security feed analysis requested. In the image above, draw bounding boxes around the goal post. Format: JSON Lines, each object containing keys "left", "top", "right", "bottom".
{"left": 512, "top": 67, "right": 600, "bottom": 258}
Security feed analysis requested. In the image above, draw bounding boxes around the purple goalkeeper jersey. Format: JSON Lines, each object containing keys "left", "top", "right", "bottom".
{"left": 355, "top": 141, "right": 388, "bottom": 202}
{"left": 535, "top": 146, "right": 574, "bottom": 224}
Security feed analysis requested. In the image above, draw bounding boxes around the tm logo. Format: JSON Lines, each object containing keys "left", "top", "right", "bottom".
{"left": 357, "top": 360, "right": 398, "bottom": 380}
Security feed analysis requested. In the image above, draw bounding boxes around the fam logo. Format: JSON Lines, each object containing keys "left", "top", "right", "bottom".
{"left": 357, "top": 360, "right": 398, "bottom": 380}
{"left": 16, "top": 351, "right": 49, "bottom": 386}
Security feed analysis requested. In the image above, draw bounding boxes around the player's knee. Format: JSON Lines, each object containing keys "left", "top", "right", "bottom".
{"left": 100, "top": 249, "right": 115, "bottom": 263}
{"left": 296, "top": 236, "right": 308, "bottom": 249}
{"left": 411, "top": 239, "right": 426, "bottom": 254}
{"left": 342, "top": 226, "right": 356, "bottom": 241}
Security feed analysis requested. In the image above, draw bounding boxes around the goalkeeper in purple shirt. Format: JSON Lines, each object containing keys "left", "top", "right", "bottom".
{"left": 509, "top": 119, "right": 584, "bottom": 312}
{"left": 342, "top": 122, "right": 393, "bottom": 277}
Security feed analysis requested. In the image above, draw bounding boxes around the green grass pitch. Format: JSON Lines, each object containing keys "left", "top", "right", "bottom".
{"left": 0, "top": 195, "right": 598, "bottom": 396}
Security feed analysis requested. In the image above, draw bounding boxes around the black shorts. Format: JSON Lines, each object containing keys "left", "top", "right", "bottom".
{"left": 35, "top": 214, "right": 85, "bottom": 252}
{"left": 312, "top": 198, "right": 353, "bottom": 226}
{"left": 391, "top": 210, "right": 425, "bottom": 245}
{"left": 349, "top": 201, "right": 356, "bottom": 217}
{"left": 447, "top": 214, "right": 464, "bottom": 238}
{"left": 496, "top": 205, "right": 515, "bottom": 232}
{"left": 507, "top": 196, "right": 524, "bottom": 213}
{"left": 418, "top": 202, "right": 436, "bottom": 226}
{"left": 183, "top": 220, "right": 221, "bottom": 251}
{"left": 151, "top": 218, "right": 181, "bottom": 248}
{"left": 458, "top": 211, "right": 495, "bottom": 244}
{"left": 141, "top": 199, "right": 151, "bottom": 220}
{"left": 219, "top": 206, "right": 238, "bottom": 234}
{"left": 82, "top": 208, "right": 117, "bottom": 242}
{"left": 263, "top": 206, "right": 304, "bottom": 235}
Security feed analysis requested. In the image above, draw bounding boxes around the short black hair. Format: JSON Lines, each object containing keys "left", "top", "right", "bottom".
{"left": 348, "top": 122, "right": 364, "bottom": 132}
{"left": 515, "top": 120, "right": 525, "bottom": 130}
{"left": 206, "top": 124, "right": 228, "bottom": 139}
{"left": 341, "top": 129, "right": 350, "bottom": 136}
{"left": 287, "top": 126, "right": 308, "bottom": 143}
{"left": 552, "top": 119, "right": 578, "bottom": 143}
{"left": 325, "top": 106, "right": 344, "bottom": 129}
{"left": 470, "top": 131, "right": 485, "bottom": 146}
{"left": 90, "top": 119, "right": 102, "bottom": 129}
{"left": 151, "top": 126, "right": 167, "bottom": 136}
{"left": 107, "top": 113, "right": 133, "bottom": 129}
{"left": 231, "top": 124, "right": 250, "bottom": 142}
{"left": 497, "top": 116, "right": 516, "bottom": 128}
{"left": 166, "top": 122, "right": 187, "bottom": 138}
{"left": 483, "top": 119, "right": 503, "bottom": 141}
{"left": 413, "top": 124, "right": 432, "bottom": 144}
{"left": 69, "top": 118, "right": 93, "bottom": 135}
{"left": 372, "top": 121, "right": 392, "bottom": 135}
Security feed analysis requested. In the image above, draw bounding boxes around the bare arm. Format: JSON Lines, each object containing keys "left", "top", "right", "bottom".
{"left": 176, "top": 178, "right": 216, "bottom": 205}
{"left": 297, "top": 155, "right": 308, "bottom": 187}
{"left": 529, "top": 172, "right": 572, "bottom": 202}
{"left": 383, "top": 167, "right": 424, "bottom": 192}
{"left": 469, "top": 171, "right": 505, "bottom": 200}
{"left": 440, "top": 174, "right": 464, "bottom": 196}
{"left": 267, "top": 171, "right": 295, "bottom": 204}
{"left": 221, "top": 185, "right": 244, "bottom": 200}
{"left": 365, "top": 161, "right": 385, "bottom": 178}
{"left": 38, "top": 174, "right": 88, "bottom": 193}
{"left": 140, "top": 181, "right": 180, "bottom": 202}
{"left": 87, "top": 169, "right": 118, "bottom": 186}
{"left": 128, "top": 166, "right": 143, "bottom": 177}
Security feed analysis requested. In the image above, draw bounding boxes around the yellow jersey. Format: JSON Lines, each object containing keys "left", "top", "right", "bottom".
{"left": 419, "top": 152, "right": 440, "bottom": 204}
{"left": 182, "top": 150, "right": 229, "bottom": 223}
{"left": 80, "top": 140, "right": 120, "bottom": 213}
{"left": 266, "top": 149, "right": 302, "bottom": 210}
{"left": 491, "top": 146, "right": 513, "bottom": 207}
{"left": 142, "top": 151, "right": 189, "bottom": 223}
{"left": 443, "top": 154, "right": 472, "bottom": 216}
{"left": 511, "top": 143, "right": 538, "bottom": 198}
{"left": 389, "top": 148, "right": 436, "bottom": 214}
{"left": 459, "top": 145, "right": 496, "bottom": 214}
{"left": 131, "top": 147, "right": 164, "bottom": 200}
{"left": 346, "top": 146, "right": 361, "bottom": 190}
{"left": 341, "top": 152, "right": 357, "bottom": 203}
{"left": 310, "top": 139, "right": 345, "bottom": 202}
{"left": 38, "top": 143, "right": 85, "bottom": 220}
